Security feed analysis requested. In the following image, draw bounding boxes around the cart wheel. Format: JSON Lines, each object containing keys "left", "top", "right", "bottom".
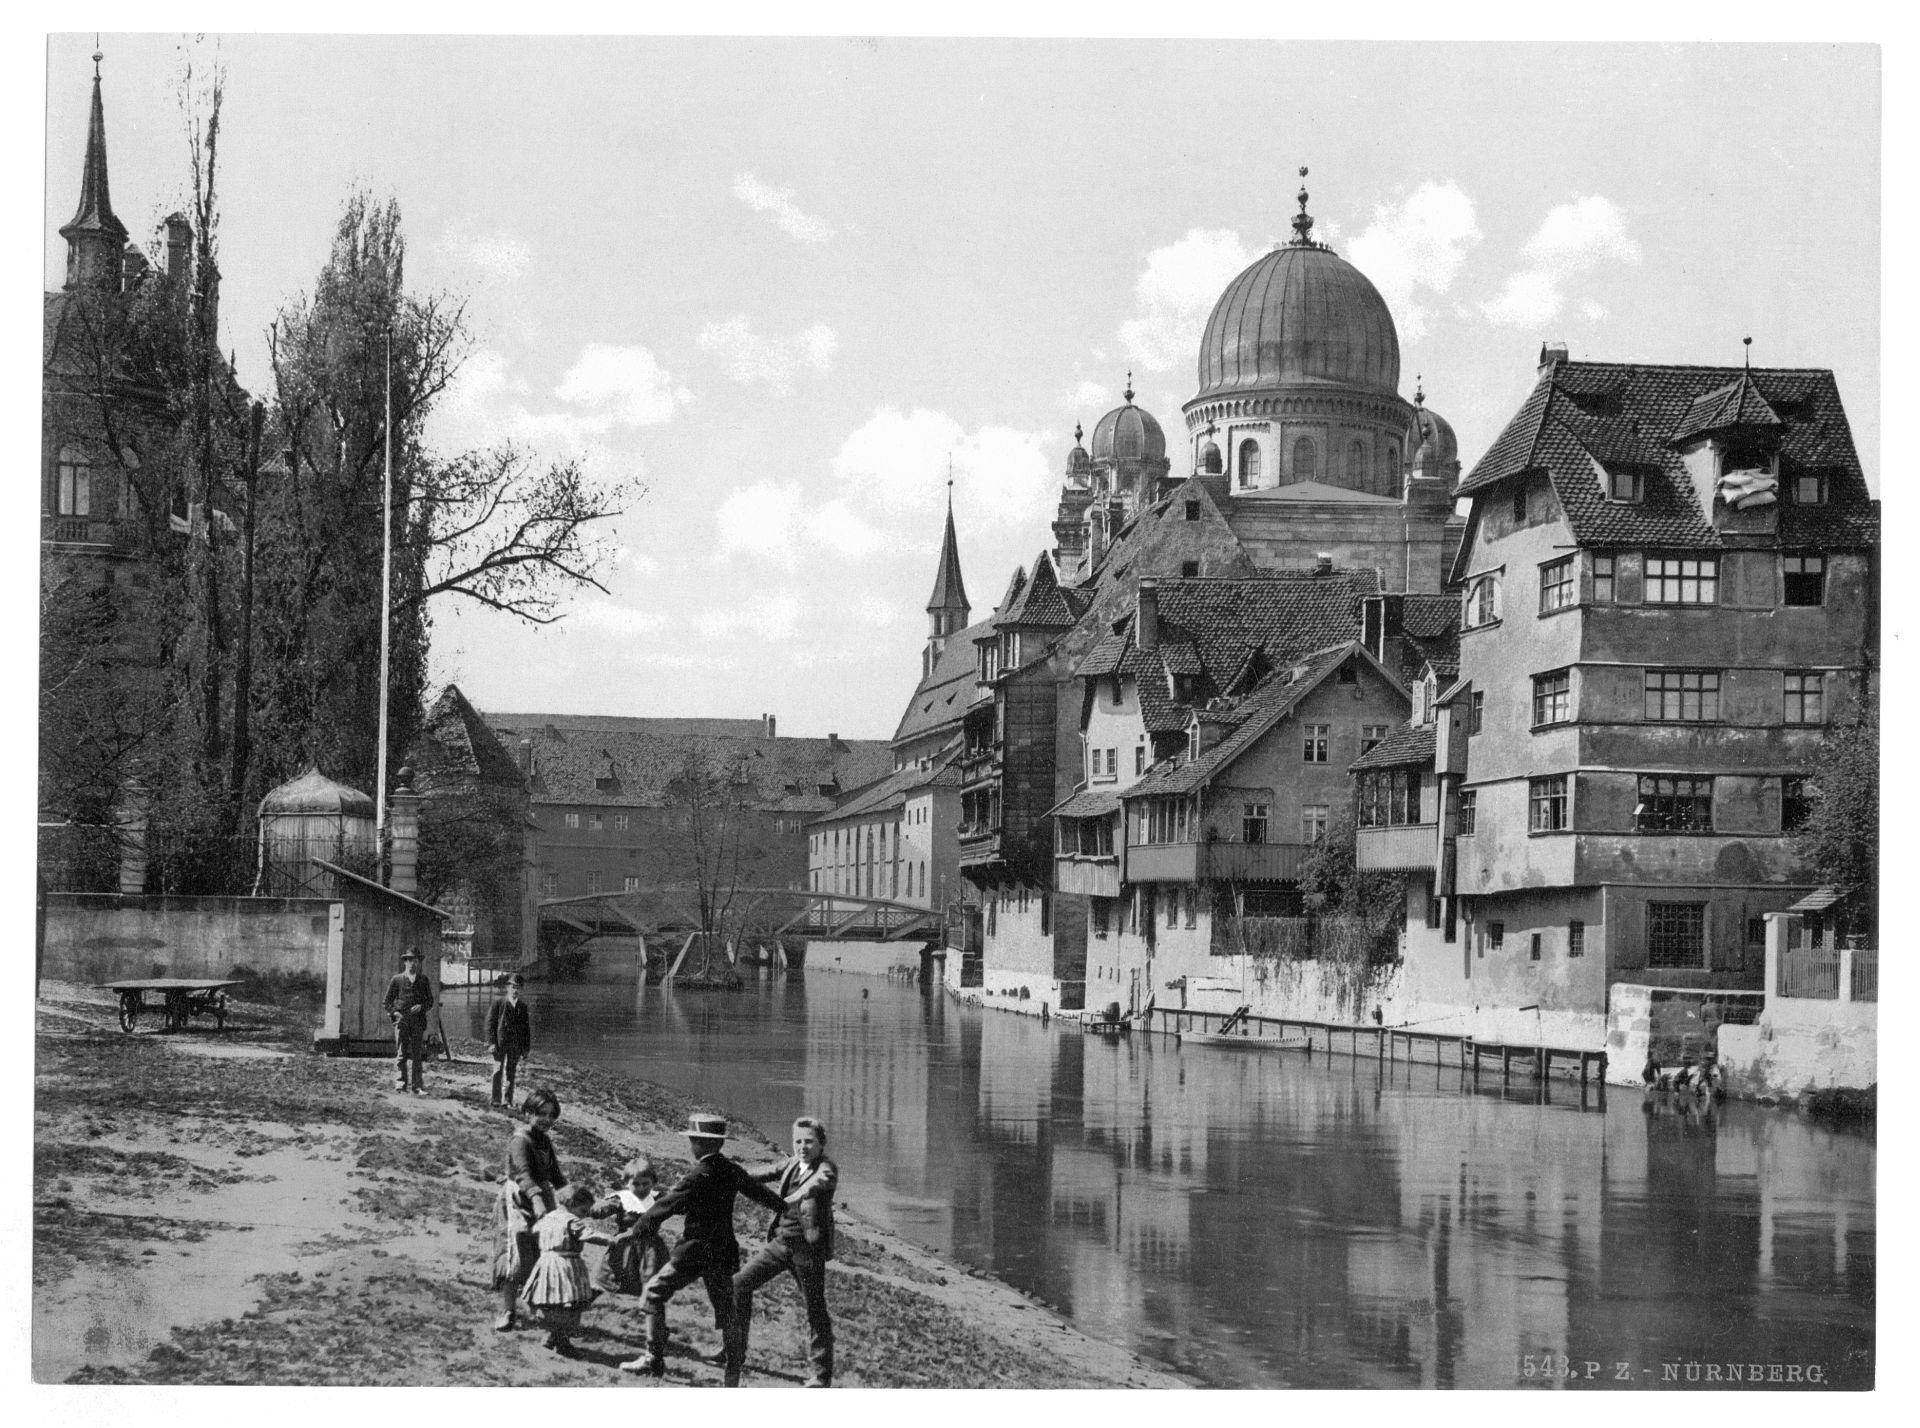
{"left": 118, "top": 997, "right": 137, "bottom": 1033}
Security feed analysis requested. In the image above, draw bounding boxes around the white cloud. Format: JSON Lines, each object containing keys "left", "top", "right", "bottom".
{"left": 1580, "top": 299, "right": 1609, "bottom": 323}
{"left": 1067, "top": 379, "right": 1110, "bottom": 410}
{"left": 712, "top": 482, "right": 889, "bottom": 570}
{"left": 432, "top": 347, "right": 612, "bottom": 465}
{"left": 831, "top": 407, "right": 1055, "bottom": 527}
{"left": 855, "top": 594, "right": 902, "bottom": 628}
{"left": 697, "top": 316, "right": 838, "bottom": 392}
{"left": 699, "top": 589, "right": 802, "bottom": 641}
{"left": 569, "top": 600, "right": 667, "bottom": 638}
{"left": 1117, "top": 229, "right": 1262, "bottom": 374}
{"left": 1345, "top": 182, "right": 1482, "bottom": 341}
{"left": 555, "top": 344, "right": 692, "bottom": 428}
{"left": 442, "top": 229, "right": 533, "bottom": 281}
{"left": 1481, "top": 196, "right": 1641, "bottom": 329}
{"left": 733, "top": 172, "right": 836, "bottom": 243}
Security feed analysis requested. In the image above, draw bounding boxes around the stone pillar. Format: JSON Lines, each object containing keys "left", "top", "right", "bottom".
{"left": 116, "top": 779, "right": 149, "bottom": 896}
{"left": 388, "top": 767, "right": 421, "bottom": 897}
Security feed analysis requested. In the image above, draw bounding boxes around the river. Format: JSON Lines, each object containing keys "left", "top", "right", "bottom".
{"left": 448, "top": 970, "right": 1874, "bottom": 1389}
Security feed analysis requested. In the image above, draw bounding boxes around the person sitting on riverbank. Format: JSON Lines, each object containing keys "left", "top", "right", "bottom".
{"left": 486, "top": 974, "right": 533, "bottom": 1110}
{"left": 619, "top": 1113, "right": 788, "bottom": 1384}
{"left": 590, "top": 1157, "right": 666, "bottom": 1297}
{"left": 491, "top": 1088, "right": 568, "bottom": 1332}
{"left": 728, "top": 1115, "right": 839, "bottom": 1388}
{"left": 523, "top": 1185, "right": 614, "bottom": 1356}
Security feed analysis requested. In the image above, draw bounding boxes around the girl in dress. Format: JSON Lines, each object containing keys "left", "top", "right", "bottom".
{"left": 522, "top": 1184, "right": 613, "bottom": 1355}
{"left": 491, "top": 1088, "right": 568, "bottom": 1331}
{"left": 590, "top": 1156, "right": 667, "bottom": 1297}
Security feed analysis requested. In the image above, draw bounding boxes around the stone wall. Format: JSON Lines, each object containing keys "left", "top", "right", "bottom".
{"left": 1716, "top": 913, "right": 1877, "bottom": 1099}
{"left": 42, "top": 892, "right": 334, "bottom": 984}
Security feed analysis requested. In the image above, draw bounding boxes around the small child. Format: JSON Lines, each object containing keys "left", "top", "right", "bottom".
{"left": 521, "top": 1184, "right": 613, "bottom": 1355}
{"left": 590, "top": 1156, "right": 668, "bottom": 1297}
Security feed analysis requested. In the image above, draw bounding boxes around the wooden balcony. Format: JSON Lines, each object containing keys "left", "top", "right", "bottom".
{"left": 1355, "top": 822, "right": 1439, "bottom": 872}
{"left": 957, "top": 826, "right": 1003, "bottom": 869}
{"left": 1054, "top": 855, "right": 1120, "bottom": 898}
{"left": 1127, "top": 840, "right": 1308, "bottom": 884}
{"left": 43, "top": 514, "right": 139, "bottom": 550}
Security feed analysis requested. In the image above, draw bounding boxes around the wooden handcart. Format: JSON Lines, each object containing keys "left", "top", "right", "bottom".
{"left": 99, "top": 977, "right": 242, "bottom": 1034}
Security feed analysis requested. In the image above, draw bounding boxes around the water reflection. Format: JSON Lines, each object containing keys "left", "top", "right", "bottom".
{"left": 447, "top": 972, "right": 1873, "bottom": 1389}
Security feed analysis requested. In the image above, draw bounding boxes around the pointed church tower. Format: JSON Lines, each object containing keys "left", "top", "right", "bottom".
{"left": 923, "top": 489, "right": 971, "bottom": 679}
{"left": 61, "top": 49, "right": 129, "bottom": 294}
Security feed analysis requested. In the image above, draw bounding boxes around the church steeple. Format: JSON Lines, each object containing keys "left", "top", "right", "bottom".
{"left": 61, "top": 49, "right": 129, "bottom": 293}
{"left": 923, "top": 484, "right": 971, "bottom": 677}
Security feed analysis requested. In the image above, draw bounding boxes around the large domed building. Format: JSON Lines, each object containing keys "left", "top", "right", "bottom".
{"left": 1053, "top": 171, "right": 1463, "bottom": 591}
{"left": 1051, "top": 379, "right": 1174, "bottom": 580}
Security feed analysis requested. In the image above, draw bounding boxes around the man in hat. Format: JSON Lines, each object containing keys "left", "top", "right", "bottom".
{"left": 485, "top": 973, "right": 533, "bottom": 1109}
{"left": 620, "top": 1113, "right": 787, "bottom": 1384}
{"left": 382, "top": 947, "right": 436, "bottom": 1094}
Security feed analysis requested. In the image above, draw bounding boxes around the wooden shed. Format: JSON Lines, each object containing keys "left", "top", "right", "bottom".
{"left": 312, "top": 860, "right": 450, "bottom": 1056}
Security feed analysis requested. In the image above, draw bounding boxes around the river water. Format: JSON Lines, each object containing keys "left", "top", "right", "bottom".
{"left": 448, "top": 971, "right": 1874, "bottom": 1389}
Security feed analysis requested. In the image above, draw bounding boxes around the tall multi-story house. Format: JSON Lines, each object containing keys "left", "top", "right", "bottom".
{"left": 1358, "top": 348, "right": 1878, "bottom": 1050}
{"left": 807, "top": 751, "right": 962, "bottom": 906}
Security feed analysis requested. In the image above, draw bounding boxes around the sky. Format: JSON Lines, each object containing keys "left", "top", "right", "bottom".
{"left": 41, "top": 35, "right": 1881, "bottom": 741}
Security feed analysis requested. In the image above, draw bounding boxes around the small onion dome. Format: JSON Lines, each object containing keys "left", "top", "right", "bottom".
{"left": 1067, "top": 421, "right": 1091, "bottom": 472}
{"left": 1410, "top": 405, "right": 1459, "bottom": 475}
{"left": 1090, "top": 387, "right": 1167, "bottom": 464}
{"left": 258, "top": 766, "right": 376, "bottom": 818}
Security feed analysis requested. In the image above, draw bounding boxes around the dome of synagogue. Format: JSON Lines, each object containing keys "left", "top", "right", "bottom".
{"left": 1410, "top": 405, "right": 1458, "bottom": 472}
{"left": 1194, "top": 184, "right": 1400, "bottom": 402}
{"left": 1090, "top": 388, "right": 1166, "bottom": 464}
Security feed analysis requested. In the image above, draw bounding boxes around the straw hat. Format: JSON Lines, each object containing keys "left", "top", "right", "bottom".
{"left": 685, "top": 1113, "right": 730, "bottom": 1141}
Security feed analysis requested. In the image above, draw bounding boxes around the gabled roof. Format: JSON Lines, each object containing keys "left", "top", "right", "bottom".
{"left": 1121, "top": 642, "right": 1399, "bottom": 798}
{"left": 1349, "top": 723, "right": 1435, "bottom": 772}
{"left": 999, "top": 550, "right": 1083, "bottom": 629}
{"left": 482, "top": 712, "right": 893, "bottom": 813}
{"left": 1456, "top": 360, "right": 1876, "bottom": 558}
{"left": 891, "top": 616, "right": 996, "bottom": 747}
{"left": 1671, "top": 371, "right": 1782, "bottom": 444}
{"left": 1047, "top": 786, "right": 1125, "bottom": 820}
{"left": 811, "top": 749, "right": 962, "bottom": 826}
{"left": 416, "top": 683, "right": 526, "bottom": 788}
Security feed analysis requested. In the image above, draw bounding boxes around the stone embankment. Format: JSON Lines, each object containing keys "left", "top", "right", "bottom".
{"left": 33, "top": 980, "right": 1186, "bottom": 1389}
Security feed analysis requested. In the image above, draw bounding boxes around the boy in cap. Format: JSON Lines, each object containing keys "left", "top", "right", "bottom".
{"left": 382, "top": 947, "right": 435, "bottom": 1094}
{"left": 486, "top": 973, "right": 533, "bottom": 1109}
{"left": 620, "top": 1113, "right": 787, "bottom": 1384}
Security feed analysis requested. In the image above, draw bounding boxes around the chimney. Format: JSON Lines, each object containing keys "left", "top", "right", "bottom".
{"left": 1315, "top": 552, "right": 1334, "bottom": 575}
{"left": 1362, "top": 596, "right": 1383, "bottom": 661}
{"left": 164, "top": 213, "right": 191, "bottom": 284}
{"left": 518, "top": 736, "right": 535, "bottom": 778}
{"left": 1136, "top": 578, "right": 1160, "bottom": 652}
{"left": 763, "top": 713, "right": 777, "bottom": 740}
{"left": 1538, "top": 341, "right": 1569, "bottom": 376}
{"left": 1383, "top": 593, "right": 1404, "bottom": 640}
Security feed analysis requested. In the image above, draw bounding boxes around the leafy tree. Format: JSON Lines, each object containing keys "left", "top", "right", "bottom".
{"left": 1297, "top": 810, "right": 1405, "bottom": 969}
{"left": 1793, "top": 709, "right": 1878, "bottom": 930}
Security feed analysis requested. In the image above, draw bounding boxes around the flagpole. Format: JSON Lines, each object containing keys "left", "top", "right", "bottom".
{"left": 376, "top": 324, "right": 393, "bottom": 879}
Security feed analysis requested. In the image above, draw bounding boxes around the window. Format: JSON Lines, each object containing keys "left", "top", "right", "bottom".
{"left": 1361, "top": 725, "right": 1388, "bottom": 753}
{"left": 1242, "top": 801, "right": 1269, "bottom": 845}
{"left": 1238, "top": 440, "right": 1261, "bottom": 485}
{"left": 1180, "top": 560, "right": 1199, "bottom": 577}
{"left": 1529, "top": 775, "right": 1569, "bottom": 832}
{"left": 1359, "top": 769, "right": 1420, "bottom": 827}
{"left": 1135, "top": 746, "right": 1146, "bottom": 776}
{"left": 1605, "top": 466, "right": 1643, "bottom": 503}
{"left": 1636, "top": 775, "right": 1713, "bottom": 832}
{"left": 1791, "top": 472, "right": 1827, "bottom": 505}
{"left": 1105, "top": 748, "right": 1118, "bottom": 777}
{"left": 563, "top": 812, "right": 580, "bottom": 829}
{"left": 1303, "top": 724, "right": 1330, "bottom": 763}
{"left": 1783, "top": 554, "right": 1826, "bottom": 606}
{"left": 1457, "top": 790, "right": 1477, "bottom": 835}
{"left": 586, "top": 871, "right": 603, "bottom": 893}
{"left": 1464, "top": 574, "right": 1501, "bottom": 628}
{"left": 1092, "top": 898, "right": 1110, "bottom": 938}
{"left": 1141, "top": 797, "right": 1191, "bottom": 844}
{"left": 539, "top": 872, "right": 557, "bottom": 897}
{"left": 1646, "top": 902, "right": 1707, "bottom": 969}
{"left": 623, "top": 876, "right": 641, "bottom": 893}
{"left": 1512, "top": 487, "right": 1528, "bottom": 523}
{"left": 1530, "top": 932, "right": 1542, "bottom": 962}
{"left": 1349, "top": 439, "right": 1367, "bottom": 485}
{"left": 1469, "top": 692, "right": 1484, "bottom": 735}
{"left": 1489, "top": 921, "right": 1506, "bottom": 950}
{"left": 588, "top": 813, "right": 603, "bottom": 831}
{"left": 1301, "top": 804, "right": 1330, "bottom": 844}
{"left": 1540, "top": 557, "right": 1575, "bottom": 612}
{"left": 1041, "top": 895, "right": 1051, "bottom": 935}
{"left": 1533, "top": 670, "right": 1572, "bottom": 726}
{"left": 1592, "top": 554, "right": 1615, "bottom": 604}
{"left": 1645, "top": 556, "right": 1718, "bottom": 605}
{"left": 1746, "top": 916, "right": 1767, "bottom": 946}
{"left": 1184, "top": 887, "right": 1197, "bottom": 928}
{"left": 54, "top": 446, "right": 91, "bottom": 516}
{"left": 1292, "top": 435, "right": 1318, "bottom": 481}
{"left": 1782, "top": 776, "right": 1813, "bottom": 832}
{"left": 1783, "top": 672, "right": 1824, "bottom": 725}
{"left": 1644, "top": 669, "right": 1721, "bottom": 722}
{"left": 1184, "top": 499, "right": 1201, "bottom": 521}
{"left": 1568, "top": 919, "right": 1584, "bottom": 957}
{"left": 614, "top": 814, "right": 630, "bottom": 831}
{"left": 1338, "top": 663, "right": 1357, "bottom": 685}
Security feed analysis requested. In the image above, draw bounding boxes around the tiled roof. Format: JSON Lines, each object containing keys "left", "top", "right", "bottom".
{"left": 482, "top": 711, "right": 893, "bottom": 812}
{"left": 1047, "top": 786, "right": 1125, "bottom": 819}
{"left": 1671, "top": 373, "right": 1782, "bottom": 444}
{"left": 1457, "top": 360, "right": 1877, "bottom": 553}
{"left": 416, "top": 684, "right": 525, "bottom": 787}
{"left": 891, "top": 616, "right": 996, "bottom": 746}
{"left": 999, "top": 551, "right": 1081, "bottom": 629}
{"left": 811, "top": 751, "right": 961, "bottom": 826}
{"left": 1349, "top": 723, "right": 1435, "bottom": 772}
{"left": 1121, "top": 644, "right": 1358, "bottom": 798}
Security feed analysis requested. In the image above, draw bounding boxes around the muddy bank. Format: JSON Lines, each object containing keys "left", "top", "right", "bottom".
{"left": 32, "top": 980, "right": 1186, "bottom": 1388}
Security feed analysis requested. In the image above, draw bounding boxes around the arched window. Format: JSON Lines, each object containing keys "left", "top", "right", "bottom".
{"left": 54, "top": 445, "right": 91, "bottom": 517}
{"left": 1380, "top": 441, "right": 1400, "bottom": 485}
{"left": 1348, "top": 439, "right": 1367, "bottom": 489}
{"left": 1292, "top": 436, "right": 1318, "bottom": 483}
{"left": 1201, "top": 442, "right": 1222, "bottom": 474}
{"left": 1237, "top": 440, "right": 1261, "bottom": 485}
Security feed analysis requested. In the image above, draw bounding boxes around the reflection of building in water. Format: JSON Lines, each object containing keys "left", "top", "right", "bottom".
{"left": 799, "top": 994, "right": 933, "bottom": 1191}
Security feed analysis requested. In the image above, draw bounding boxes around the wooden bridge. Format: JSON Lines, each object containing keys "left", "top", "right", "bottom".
{"left": 538, "top": 886, "right": 943, "bottom": 949}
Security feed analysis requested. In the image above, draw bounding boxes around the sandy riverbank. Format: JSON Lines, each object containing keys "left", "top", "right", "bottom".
{"left": 32, "top": 979, "right": 1187, "bottom": 1389}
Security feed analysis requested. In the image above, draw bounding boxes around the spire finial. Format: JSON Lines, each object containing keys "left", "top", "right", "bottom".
{"left": 1743, "top": 335, "right": 1752, "bottom": 370}
{"left": 1123, "top": 371, "right": 1134, "bottom": 404}
{"left": 1291, "top": 165, "right": 1316, "bottom": 246}
{"left": 93, "top": 38, "right": 102, "bottom": 77}
{"left": 1073, "top": 422, "right": 1083, "bottom": 446}
{"left": 1414, "top": 374, "right": 1425, "bottom": 407}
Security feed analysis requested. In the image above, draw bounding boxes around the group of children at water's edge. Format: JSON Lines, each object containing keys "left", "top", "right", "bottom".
{"left": 490, "top": 1087, "right": 840, "bottom": 1386}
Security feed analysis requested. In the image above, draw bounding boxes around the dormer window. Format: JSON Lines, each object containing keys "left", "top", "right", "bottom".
{"left": 1603, "top": 464, "right": 1643, "bottom": 503}
{"left": 1720, "top": 436, "right": 1774, "bottom": 476}
{"left": 1790, "top": 471, "right": 1827, "bottom": 505}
